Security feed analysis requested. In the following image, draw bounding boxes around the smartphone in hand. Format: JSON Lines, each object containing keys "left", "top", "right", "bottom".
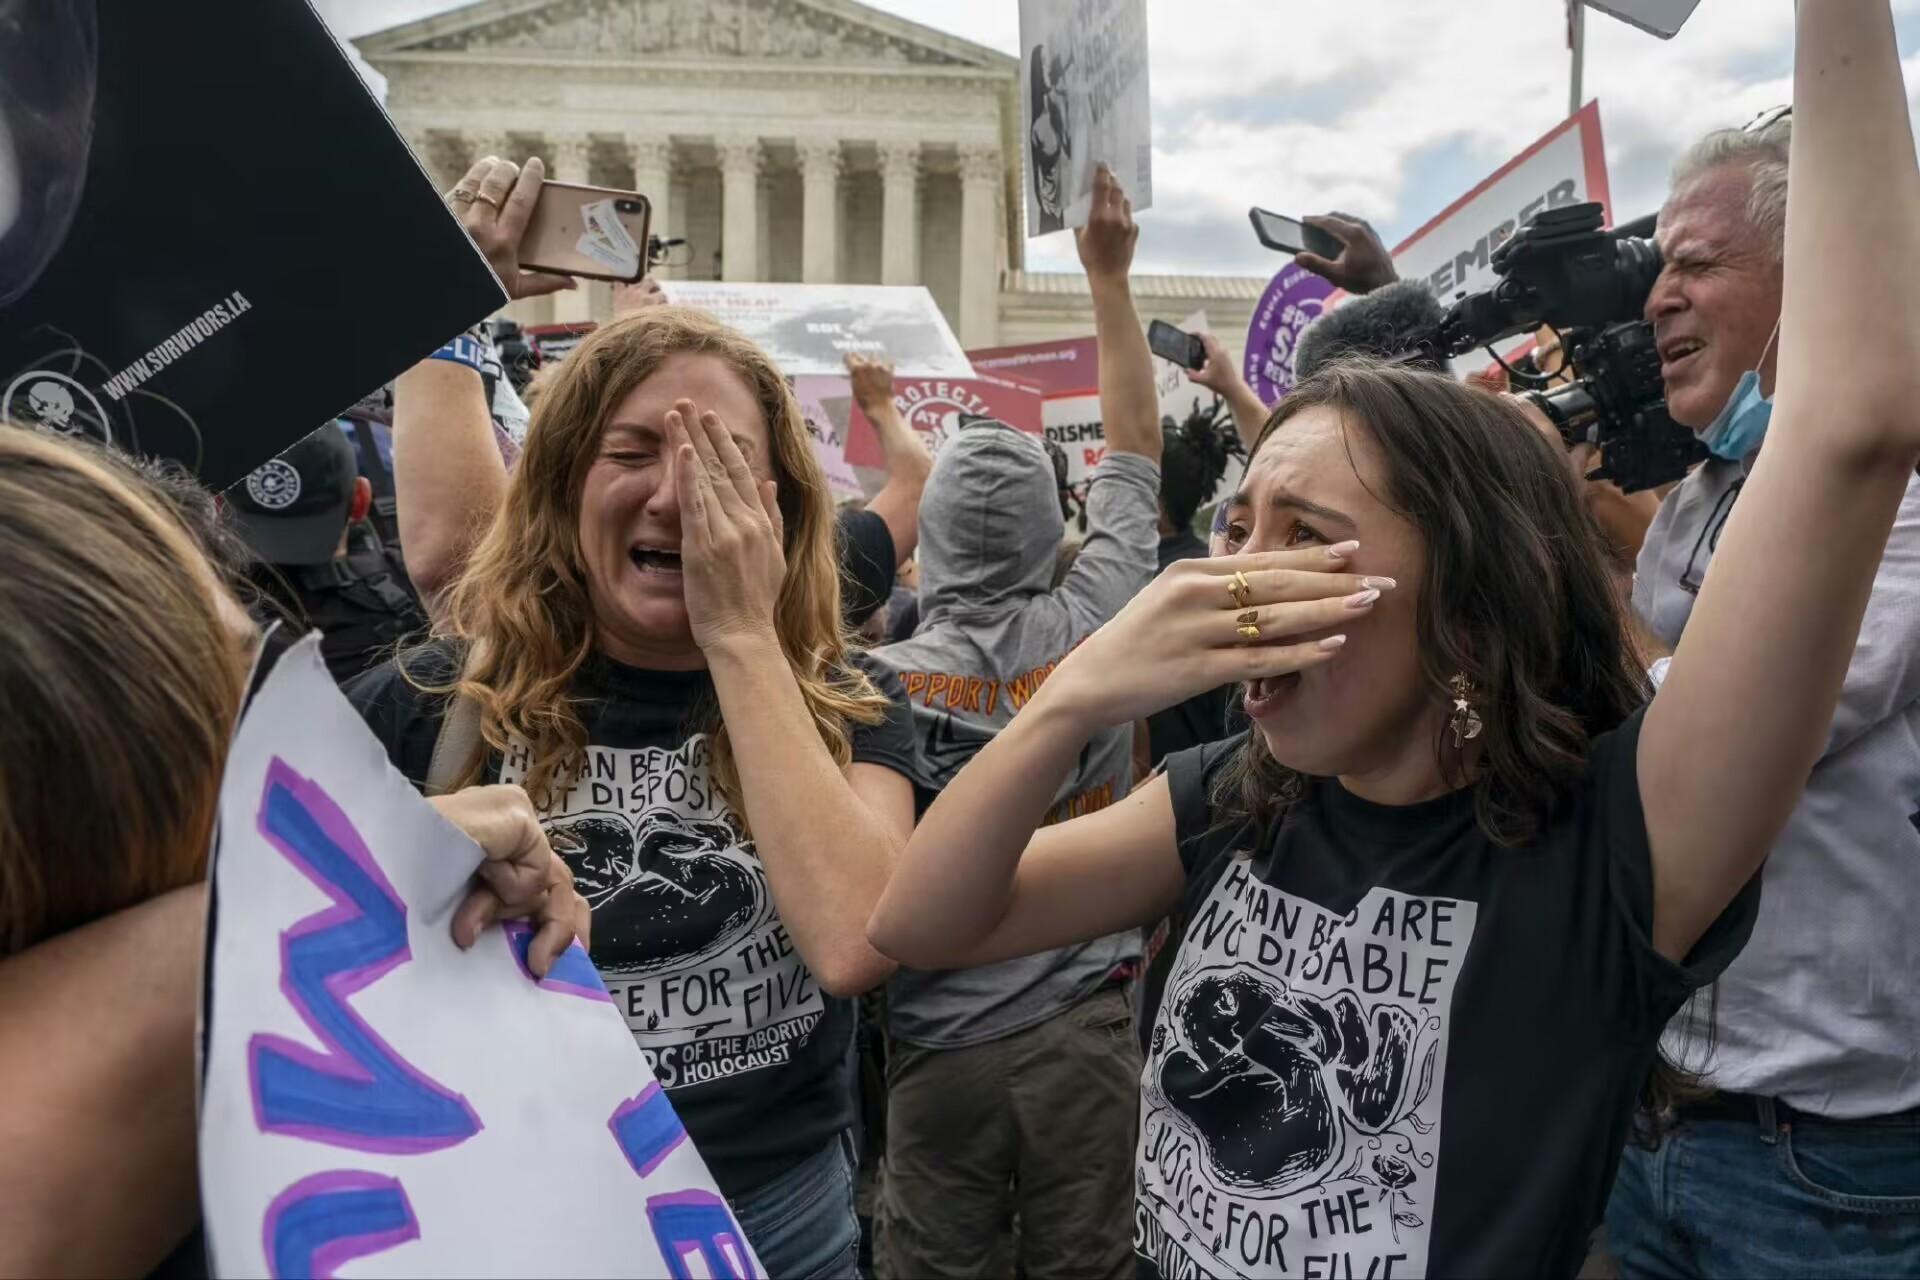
{"left": 519, "top": 181, "right": 652, "bottom": 282}
{"left": 1249, "top": 207, "right": 1344, "bottom": 260}
{"left": 1148, "top": 319, "right": 1207, "bottom": 371}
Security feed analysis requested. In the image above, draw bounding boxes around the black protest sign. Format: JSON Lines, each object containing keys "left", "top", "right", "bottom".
{"left": 0, "top": 0, "right": 505, "bottom": 491}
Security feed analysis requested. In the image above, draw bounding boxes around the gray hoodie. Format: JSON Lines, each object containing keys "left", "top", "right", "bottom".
{"left": 869, "top": 422, "right": 1162, "bottom": 1048}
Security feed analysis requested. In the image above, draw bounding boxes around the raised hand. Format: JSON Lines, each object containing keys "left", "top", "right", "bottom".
{"left": 446, "top": 155, "right": 577, "bottom": 301}
{"left": 845, "top": 352, "right": 897, "bottom": 415}
{"left": 1040, "top": 544, "right": 1394, "bottom": 730}
{"left": 430, "top": 784, "right": 591, "bottom": 977}
{"left": 1296, "top": 212, "right": 1398, "bottom": 295}
{"left": 1186, "top": 331, "right": 1245, "bottom": 396}
{"left": 669, "top": 400, "right": 786, "bottom": 653}
{"left": 1074, "top": 163, "right": 1139, "bottom": 282}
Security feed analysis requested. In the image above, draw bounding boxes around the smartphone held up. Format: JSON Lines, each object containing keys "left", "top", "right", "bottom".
{"left": 1147, "top": 319, "right": 1207, "bottom": 371}
{"left": 1248, "top": 208, "right": 1343, "bottom": 260}
{"left": 518, "top": 181, "right": 653, "bottom": 282}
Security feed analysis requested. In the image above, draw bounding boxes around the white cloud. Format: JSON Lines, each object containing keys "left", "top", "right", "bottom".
{"left": 316, "top": 0, "right": 1920, "bottom": 277}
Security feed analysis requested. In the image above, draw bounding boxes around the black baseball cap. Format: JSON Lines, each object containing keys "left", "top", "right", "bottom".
{"left": 228, "top": 423, "right": 357, "bottom": 566}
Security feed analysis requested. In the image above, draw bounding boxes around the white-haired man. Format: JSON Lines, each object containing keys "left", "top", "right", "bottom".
{"left": 1607, "top": 107, "right": 1920, "bottom": 1276}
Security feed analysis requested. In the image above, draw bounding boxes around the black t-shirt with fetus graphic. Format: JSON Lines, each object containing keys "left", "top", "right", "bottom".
{"left": 346, "top": 643, "right": 915, "bottom": 1200}
{"left": 1135, "top": 710, "right": 1760, "bottom": 1280}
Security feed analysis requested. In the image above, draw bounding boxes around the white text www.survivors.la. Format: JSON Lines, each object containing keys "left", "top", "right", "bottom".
{"left": 99, "top": 291, "right": 253, "bottom": 402}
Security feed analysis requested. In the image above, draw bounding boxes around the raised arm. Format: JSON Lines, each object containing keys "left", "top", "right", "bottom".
{"left": 1639, "top": 0, "right": 1920, "bottom": 961}
{"left": 399, "top": 156, "right": 576, "bottom": 605}
{"left": 846, "top": 352, "right": 932, "bottom": 565}
{"left": 393, "top": 355, "right": 506, "bottom": 606}
{"left": 1080, "top": 165, "right": 1162, "bottom": 466}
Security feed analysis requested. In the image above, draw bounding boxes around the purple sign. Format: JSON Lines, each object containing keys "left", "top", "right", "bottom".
{"left": 1244, "top": 266, "right": 1336, "bottom": 405}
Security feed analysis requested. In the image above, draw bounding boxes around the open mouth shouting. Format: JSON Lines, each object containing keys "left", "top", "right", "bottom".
{"left": 1658, "top": 335, "right": 1706, "bottom": 379}
{"left": 630, "top": 544, "right": 683, "bottom": 577}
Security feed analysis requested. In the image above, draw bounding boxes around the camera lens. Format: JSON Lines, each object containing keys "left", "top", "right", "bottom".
{"left": 617, "top": 199, "right": 641, "bottom": 213}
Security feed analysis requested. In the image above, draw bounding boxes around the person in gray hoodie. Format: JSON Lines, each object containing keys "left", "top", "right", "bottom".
{"left": 867, "top": 164, "right": 1162, "bottom": 1280}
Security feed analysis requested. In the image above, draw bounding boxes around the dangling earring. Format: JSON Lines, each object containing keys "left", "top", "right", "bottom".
{"left": 1448, "top": 673, "right": 1484, "bottom": 748}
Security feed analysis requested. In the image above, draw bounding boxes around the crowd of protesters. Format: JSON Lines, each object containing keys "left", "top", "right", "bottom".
{"left": 4, "top": 3, "right": 1920, "bottom": 1278}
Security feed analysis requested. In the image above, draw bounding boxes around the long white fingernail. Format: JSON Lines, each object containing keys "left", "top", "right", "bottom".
{"left": 1361, "top": 576, "right": 1397, "bottom": 590}
{"left": 1317, "top": 634, "right": 1349, "bottom": 651}
{"left": 1344, "top": 588, "right": 1381, "bottom": 610}
{"left": 1326, "top": 541, "right": 1360, "bottom": 559}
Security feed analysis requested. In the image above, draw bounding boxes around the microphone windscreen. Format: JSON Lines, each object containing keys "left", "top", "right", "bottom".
{"left": 1294, "top": 280, "right": 1446, "bottom": 382}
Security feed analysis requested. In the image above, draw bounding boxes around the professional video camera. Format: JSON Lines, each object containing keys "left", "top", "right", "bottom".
{"left": 1425, "top": 202, "right": 1705, "bottom": 492}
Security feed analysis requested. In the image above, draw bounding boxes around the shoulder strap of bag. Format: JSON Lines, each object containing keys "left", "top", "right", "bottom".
{"left": 426, "top": 692, "right": 483, "bottom": 797}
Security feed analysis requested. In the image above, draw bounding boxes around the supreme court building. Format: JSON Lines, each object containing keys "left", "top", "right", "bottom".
{"left": 357, "top": 0, "right": 1264, "bottom": 354}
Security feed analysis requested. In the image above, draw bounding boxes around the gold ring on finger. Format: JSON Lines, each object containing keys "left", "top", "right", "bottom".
{"left": 473, "top": 192, "right": 502, "bottom": 211}
{"left": 1237, "top": 623, "right": 1262, "bottom": 641}
{"left": 1237, "top": 609, "right": 1259, "bottom": 626}
{"left": 1226, "top": 571, "right": 1252, "bottom": 608}
{"left": 448, "top": 189, "right": 478, "bottom": 205}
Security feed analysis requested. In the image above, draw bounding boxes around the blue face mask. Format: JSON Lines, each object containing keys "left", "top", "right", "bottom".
{"left": 1698, "top": 320, "right": 1780, "bottom": 462}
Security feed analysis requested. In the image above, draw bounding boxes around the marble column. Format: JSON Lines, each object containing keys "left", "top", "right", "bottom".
{"left": 798, "top": 139, "right": 842, "bottom": 283}
{"left": 406, "top": 132, "right": 442, "bottom": 189}
{"left": 547, "top": 136, "right": 594, "bottom": 321}
{"left": 957, "top": 144, "right": 1003, "bottom": 347}
{"left": 717, "top": 136, "right": 763, "bottom": 283}
{"left": 878, "top": 140, "right": 921, "bottom": 286}
{"left": 465, "top": 131, "right": 509, "bottom": 172}
{"left": 627, "top": 136, "right": 674, "bottom": 271}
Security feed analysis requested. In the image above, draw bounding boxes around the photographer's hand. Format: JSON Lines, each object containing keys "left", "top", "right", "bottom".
{"left": 1188, "top": 331, "right": 1273, "bottom": 455}
{"left": 1296, "top": 213, "right": 1397, "bottom": 295}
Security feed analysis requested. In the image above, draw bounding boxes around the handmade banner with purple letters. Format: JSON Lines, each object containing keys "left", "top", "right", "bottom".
{"left": 199, "top": 634, "right": 758, "bottom": 1278}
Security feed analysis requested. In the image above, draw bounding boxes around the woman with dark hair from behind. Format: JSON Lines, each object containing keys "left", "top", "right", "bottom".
{"left": 0, "top": 428, "right": 586, "bottom": 1275}
{"left": 868, "top": 6, "right": 1920, "bottom": 1273}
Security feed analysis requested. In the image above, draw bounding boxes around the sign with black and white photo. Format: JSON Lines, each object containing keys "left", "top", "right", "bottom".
{"left": 0, "top": 0, "right": 505, "bottom": 491}
{"left": 1018, "top": 0, "right": 1153, "bottom": 236}
{"left": 660, "top": 282, "right": 975, "bottom": 378}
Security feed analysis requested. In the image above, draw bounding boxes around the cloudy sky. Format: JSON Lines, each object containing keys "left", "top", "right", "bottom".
{"left": 316, "top": 0, "right": 1920, "bottom": 277}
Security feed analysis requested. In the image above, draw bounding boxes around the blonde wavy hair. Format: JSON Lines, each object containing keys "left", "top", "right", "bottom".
{"left": 427, "top": 307, "right": 888, "bottom": 816}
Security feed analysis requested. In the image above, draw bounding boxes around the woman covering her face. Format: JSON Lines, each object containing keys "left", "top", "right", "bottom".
{"left": 350, "top": 306, "right": 918, "bottom": 1280}
{"left": 868, "top": 5, "right": 1920, "bottom": 1274}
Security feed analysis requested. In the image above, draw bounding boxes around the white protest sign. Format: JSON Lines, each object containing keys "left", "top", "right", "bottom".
{"left": 1585, "top": 0, "right": 1702, "bottom": 40}
{"left": 1019, "top": 0, "right": 1153, "bottom": 235}
{"left": 199, "top": 634, "right": 759, "bottom": 1279}
{"left": 660, "top": 282, "right": 974, "bottom": 379}
{"left": 1389, "top": 102, "right": 1611, "bottom": 311}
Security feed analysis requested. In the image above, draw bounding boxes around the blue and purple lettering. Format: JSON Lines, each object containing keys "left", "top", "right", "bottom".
{"left": 502, "top": 920, "right": 610, "bottom": 1003}
{"left": 609, "top": 1080, "right": 689, "bottom": 1177}
{"left": 646, "top": 1190, "right": 756, "bottom": 1280}
{"left": 263, "top": 1170, "right": 418, "bottom": 1279}
{"left": 247, "top": 759, "right": 482, "bottom": 1153}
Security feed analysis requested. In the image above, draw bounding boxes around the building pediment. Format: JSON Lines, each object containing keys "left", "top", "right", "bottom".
{"left": 356, "top": 0, "right": 1015, "bottom": 71}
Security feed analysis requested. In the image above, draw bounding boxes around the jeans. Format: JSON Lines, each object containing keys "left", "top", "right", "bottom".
{"left": 1607, "top": 1096, "right": 1920, "bottom": 1278}
{"left": 733, "top": 1129, "right": 862, "bottom": 1280}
